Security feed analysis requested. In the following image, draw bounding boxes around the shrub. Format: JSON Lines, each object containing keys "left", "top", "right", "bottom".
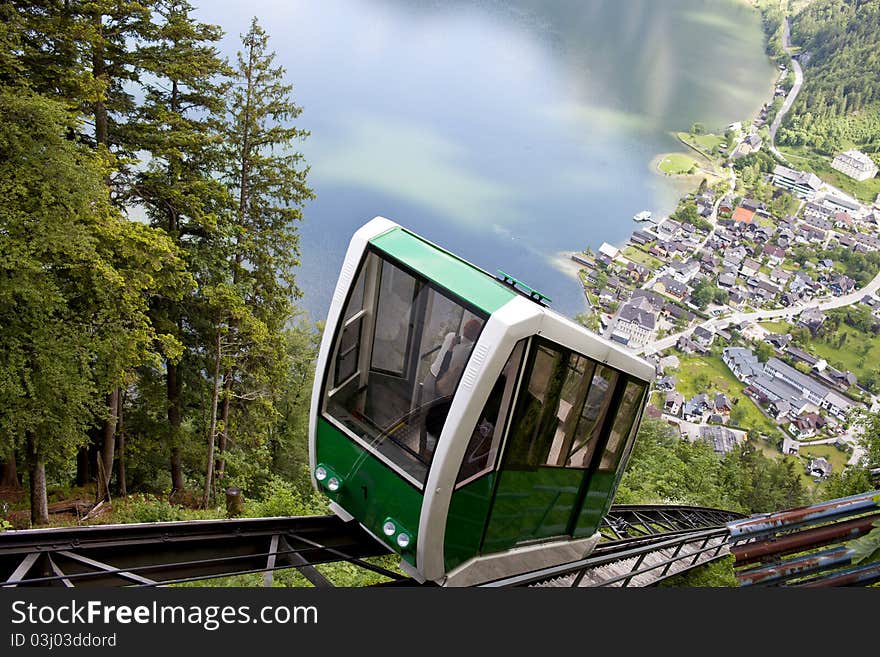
{"left": 111, "top": 494, "right": 202, "bottom": 524}
{"left": 245, "top": 476, "right": 327, "bottom": 518}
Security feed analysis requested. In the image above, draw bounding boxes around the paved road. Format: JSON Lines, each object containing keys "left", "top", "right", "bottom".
{"left": 639, "top": 267, "right": 880, "bottom": 357}
{"left": 768, "top": 18, "right": 803, "bottom": 164}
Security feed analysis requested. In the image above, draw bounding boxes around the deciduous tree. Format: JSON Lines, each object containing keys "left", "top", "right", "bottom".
{"left": 0, "top": 89, "right": 185, "bottom": 523}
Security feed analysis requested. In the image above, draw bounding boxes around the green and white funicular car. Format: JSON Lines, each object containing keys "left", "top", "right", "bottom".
{"left": 310, "top": 217, "right": 654, "bottom": 586}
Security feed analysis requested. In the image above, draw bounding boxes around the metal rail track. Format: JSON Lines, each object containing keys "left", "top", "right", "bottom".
{"left": 599, "top": 504, "right": 743, "bottom": 540}
{"left": 0, "top": 515, "right": 395, "bottom": 588}
{"left": 0, "top": 504, "right": 744, "bottom": 588}
{"left": 481, "top": 526, "right": 738, "bottom": 587}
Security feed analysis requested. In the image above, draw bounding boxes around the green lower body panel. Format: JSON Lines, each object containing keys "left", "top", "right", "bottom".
{"left": 482, "top": 468, "right": 584, "bottom": 554}
{"left": 573, "top": 472, "right": 616, "bottom": 537}
{"left": 315, "top": 417, "right": 423, "bottom": 564}
{"left": 444, "top": 474, "right": 496, "bottom": 572}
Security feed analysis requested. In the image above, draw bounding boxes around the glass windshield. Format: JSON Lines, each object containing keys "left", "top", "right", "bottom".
{"left": 323, "top": 250, "right": 486, "bottom": 485}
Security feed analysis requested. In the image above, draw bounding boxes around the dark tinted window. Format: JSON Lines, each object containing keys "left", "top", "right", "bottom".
{"left": 503, "top": 340, "right": 630, "bottom": 470}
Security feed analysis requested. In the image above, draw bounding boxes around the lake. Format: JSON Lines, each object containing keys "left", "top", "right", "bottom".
{"left": 197, "top": 0, "right": 776, "bottom": 321}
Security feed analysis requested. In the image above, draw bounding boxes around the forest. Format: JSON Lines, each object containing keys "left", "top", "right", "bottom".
{"left": 0, "top": 0, "right": 317, "bottom": 527}
{"left": 777, "top": 0, "right": 880, "bottom": 159}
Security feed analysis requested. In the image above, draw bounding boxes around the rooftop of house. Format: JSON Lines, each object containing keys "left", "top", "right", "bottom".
{"left": 699, "top": 425, "right": 739, "bottom": 454}
{"left": 732, "top": 207, "right": 756, "bottom": 224}
{"left": 618, "top": 301, "right": 656, "bottom": 330}
{"left": 832, "top": 149, "right": 878, "bottom": 170}
{"left": 773, "top": 164, "right": 824, "bottom": 191}
{"left": 763, "top": 244, "right": 785, "bottom": 259}
{"left": 766, "top": 357, "right": 852, "bottom": 407}
{"left": 657, "top": 276, "right": 688, "bottom": 295}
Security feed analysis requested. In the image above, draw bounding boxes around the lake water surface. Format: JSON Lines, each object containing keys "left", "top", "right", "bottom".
{"left": 198, "top": 0, "right": 776, "bottom": 321}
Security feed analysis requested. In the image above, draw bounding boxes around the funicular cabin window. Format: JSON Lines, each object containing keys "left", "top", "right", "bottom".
{"left": 566, "top": 365, "right": 618, "bottom": 468}
{"left": 504, "top": 340, "right": 620, "bottom": 470}
{"left": 456, "top": 340, "right": 526, "bottom": 486}
{"left": 599, "top": 380, "right": 646, "bottom": 472}
{"left": 323, "top": 250, "right": 486, "bottom": 486}
{"left": 334, "top": 263, "right": 368, "bottom": 386}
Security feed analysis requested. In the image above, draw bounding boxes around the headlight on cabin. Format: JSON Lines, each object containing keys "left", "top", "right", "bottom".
{"left": 314, "top": 464, "right": 342, "bottom": 494}
{"left": 382, "top": 517, "right": 414, "bottom": 552}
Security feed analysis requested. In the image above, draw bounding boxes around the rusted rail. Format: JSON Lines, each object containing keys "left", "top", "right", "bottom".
{"left": 726, "top": 490, "right": 880, "bottom": 587}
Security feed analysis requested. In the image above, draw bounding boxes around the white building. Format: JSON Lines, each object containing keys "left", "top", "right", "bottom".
{"left": 772, "top": 165, "right": 824, "bottom": 199}
{"left": 831, "top": 150, "right": 878, "bottom": 182}
{"left": 610, "top": 298, "right": 656, "bottom": 349}
{"left": 598, "top": 242, "right": 620, "bottom": 260}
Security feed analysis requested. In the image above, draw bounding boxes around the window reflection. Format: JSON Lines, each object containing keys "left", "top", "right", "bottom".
{"left": 566, "top": 365, "right": 618, "bottom": 468}
{"left": 599, "top": 381, "right": 646, "bottom": 472}
{"left": 503, "top": 340, "right": 635, "bottom": 472}
{"left": 456, "top": 341, "right": 526, "bottom": 486}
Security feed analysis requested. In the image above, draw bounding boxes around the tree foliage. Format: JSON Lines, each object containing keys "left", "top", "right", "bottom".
{"left": 690, "top": 278, "right": 715, "bottom": 310}
{"left": 0, "top": 88, "right": 186, "bottom": 521}
{"left": 1, "top": 4, "right": 317, "bottom": 522}
{"left": 616, "top": 419, "right": 808, "bottom": 514}
{"left": 779, "top": 0, "right": 880, "bottom": 159}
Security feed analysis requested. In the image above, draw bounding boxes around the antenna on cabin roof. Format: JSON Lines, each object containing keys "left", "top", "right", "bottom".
{"left": 496, "top": 269, "right": 553, "bottom": 307}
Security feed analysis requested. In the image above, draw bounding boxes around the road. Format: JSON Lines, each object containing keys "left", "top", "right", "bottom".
{"left": 768, "top": 18, "right": 803, "bottom": 164}
{"left": 639, "top": 266, "right": 880, "bottom": 357}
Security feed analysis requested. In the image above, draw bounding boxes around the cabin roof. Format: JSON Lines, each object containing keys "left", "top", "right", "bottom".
{"left": 371, "top": 227, "right": 517, "bottom": 314}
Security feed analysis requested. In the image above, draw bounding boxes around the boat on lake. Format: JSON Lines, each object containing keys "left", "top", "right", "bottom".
{"left": 633, "top": 210, "right": 653, "bottom": 223}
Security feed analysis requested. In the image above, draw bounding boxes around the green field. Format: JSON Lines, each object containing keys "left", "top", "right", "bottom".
{"left": 621, "top": 245, "right": 663, "bottom": 270}
{"left": 797, "top": 442, "right": 850, "bottom": 490}
{"left": 798, "top": 442, "right": 849, "bottom": 473}
{"left": 754, "top": 320, "right": 878, "bottom": 387}
{"left": 755, "top": 214, "right": 776, "bottom": 229}
{"left": 806, "top": 327, "right": 880, "bottom": 382}
{"left": 673, "top": 353, "right": 783, "bottom": 438}
{"left": 778, "top": 144, "right": 880, "bottom": 204}
{"left": 759, "top": 321, "right": 791, "bottom": 334}
{"left": 658, "top": 152, "right": 700, "bottom": 175}
{"left": 678, "top": 132, "right": 725, "bottom": 156}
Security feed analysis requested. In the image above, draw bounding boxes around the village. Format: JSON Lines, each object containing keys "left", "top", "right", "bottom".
{"left": 572, "top": 121, "right": 880, "bottom": 485}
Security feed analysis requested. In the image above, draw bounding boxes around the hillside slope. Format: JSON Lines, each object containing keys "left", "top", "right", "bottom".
{"left": 776, "top": 0, "right": 880, "bottom": 198}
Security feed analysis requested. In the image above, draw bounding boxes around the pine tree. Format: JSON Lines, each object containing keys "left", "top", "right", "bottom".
{"left": 13, "top": 1, "right": 167, "bottom": 498}
{"left": 205, "top": 17, "right": 314, "bottom": 502}
{"left": 131, "top": 0, "right": 231, "bottom": 494}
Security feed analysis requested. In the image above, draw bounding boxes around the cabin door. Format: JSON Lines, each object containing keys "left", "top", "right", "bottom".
{"left": 482, "top": 339, "right": 621, "bottom": 554}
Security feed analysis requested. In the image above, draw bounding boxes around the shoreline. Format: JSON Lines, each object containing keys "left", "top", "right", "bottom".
{"left": 650, "top": 151, "right": 724, "bottom": 186}
{"left": 550, "top": 251, "right": 592, "bottom": 314}
{"left": 562, "top": 0, "right": 783, "bottom": 314}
